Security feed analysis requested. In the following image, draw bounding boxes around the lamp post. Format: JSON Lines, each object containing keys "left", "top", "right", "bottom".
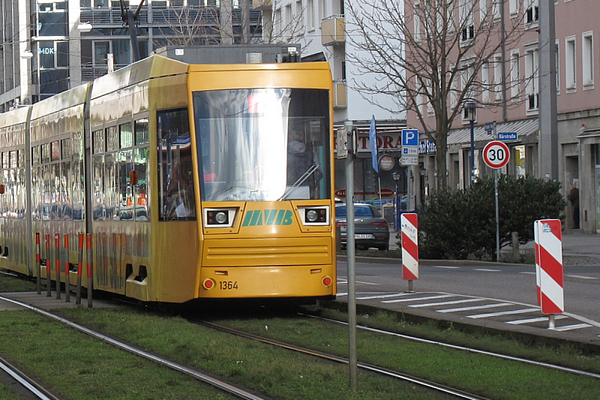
{"left": 392, "top": 170, "right": 400, "bottom": 231}
{"left": 465, "top": 102, "right": 477, "bottom": 186}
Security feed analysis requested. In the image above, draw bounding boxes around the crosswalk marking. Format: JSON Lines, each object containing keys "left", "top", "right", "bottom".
{"left": 357, "top": 293, "right": 412, "bottom": 300}
{"left": 409, "top": 298, "right": 482, "bottom": 308}
{"left": 554, "top": 323, "right": 593, "bottom": 332}
{"left": 437, "top": 302, "right": 512, "bottom": 313}
{"left": 507, "top": 315, "right": 568, "bottom": 325}
{"left": 383, "top": 294, "right": 453, "bottom": 304}
{"left": 467, "top": 308, "right": 539, "bottom": 319}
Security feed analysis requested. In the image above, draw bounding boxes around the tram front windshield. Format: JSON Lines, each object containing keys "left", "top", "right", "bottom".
{"left": 193, "top": 88, "right": 331, "bottom": 202}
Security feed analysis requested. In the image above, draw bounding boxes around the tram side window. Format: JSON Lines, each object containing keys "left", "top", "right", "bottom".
{"left": 157, "top": 108, "right": 196, "bottom": 221}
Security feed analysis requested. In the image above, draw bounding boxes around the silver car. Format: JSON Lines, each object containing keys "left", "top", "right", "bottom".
{"left": 335, "top": 203, "right": 390, "bottom": 251}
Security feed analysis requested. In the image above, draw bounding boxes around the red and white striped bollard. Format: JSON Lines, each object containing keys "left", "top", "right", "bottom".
{"left": 534, "top": 219, "right": 564, "bottom": 329}
{"left": 401, "top": 213, "right": 419, "bottom": 293}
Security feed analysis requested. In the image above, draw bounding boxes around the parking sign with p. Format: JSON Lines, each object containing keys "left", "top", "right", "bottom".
{"left": 402, "top": 129, "right": 419, "bottom": 146}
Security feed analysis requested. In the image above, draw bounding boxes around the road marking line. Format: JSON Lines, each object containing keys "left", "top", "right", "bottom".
{"left": 437, "top": 302, "right": 512, "bottom": 313}
{"left": 475, "top": 268, "right": 501, "bottom": 272}
{"left": 467, "top": 308, "right": 540, "bottom": 319}
{"left": 433, "top": 266, "right": 461, "bottom": 269}
{"left": 358, "top": 293, "right": 413, "bottom": 300}
{"left": 383, "top": 294, "right": 453, "bottom": 304}
{"left": 565, "top": 274, "right": 598, "bottom": 280}
{"left": 409, "top": 298, "right": 482, "bottom": 308}
{"left": 507, "top": 315, "right": 568, "bottom": 325}
{"left": 555, "top": 323, "right": 593, "bottom": 332}
{"left": 519, "top": 271, "right": 536, "bottom": 275}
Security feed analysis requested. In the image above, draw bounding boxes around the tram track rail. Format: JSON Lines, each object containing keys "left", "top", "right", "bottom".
{"left": 301, "top": 313, "right": 600, "bottom": 380}
{"left": 191, "top": 318, "right": 490, "bottom": 400}
{"left": 0, "top": 295, "right": 267, "bottom": 400}
{"left": 0, "top": 355, "right": 60, "bottom": 400}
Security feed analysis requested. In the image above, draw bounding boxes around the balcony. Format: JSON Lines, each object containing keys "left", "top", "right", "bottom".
{"left": 321, "top": 15, "right": 344, "bottom": 46}
{"left": 334, "top": 80, "right": 347, "bottom": 108}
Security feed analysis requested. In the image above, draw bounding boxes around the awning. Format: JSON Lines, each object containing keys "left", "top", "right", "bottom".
{"left": 447, "top": 118, "right": 539, "bottom": 146}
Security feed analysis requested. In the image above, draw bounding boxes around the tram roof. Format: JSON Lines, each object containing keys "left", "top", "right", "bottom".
{"left": 30, "top": 84, "right": 89, "bottom": 121}
{"left": 0, "top": 106, "right": 30, "bottom": 127}
{"left": 90, "top": 55, "right": 188, "bottom": 100}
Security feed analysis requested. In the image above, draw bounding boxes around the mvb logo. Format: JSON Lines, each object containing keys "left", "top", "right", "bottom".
{"left": 242, "top": 209, "right": 293, "bottom": 227}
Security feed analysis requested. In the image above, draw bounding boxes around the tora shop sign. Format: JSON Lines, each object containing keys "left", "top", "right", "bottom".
{"left": 334, "top": 131, "right": 403, "bottom": 153}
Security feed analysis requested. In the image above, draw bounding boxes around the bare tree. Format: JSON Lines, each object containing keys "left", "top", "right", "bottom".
{"left": 153, "top": 1, "right": 309, "bottom": 47}
{"left": 345, "top": 0, "right": 527, "bottom": 189}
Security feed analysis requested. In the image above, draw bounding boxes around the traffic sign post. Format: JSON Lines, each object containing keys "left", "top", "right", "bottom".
{"left": 483, "top": 141, "right": 511, "bottom": 261}
{"left": 483, "top": 140, "right": 510, "bottom": 169}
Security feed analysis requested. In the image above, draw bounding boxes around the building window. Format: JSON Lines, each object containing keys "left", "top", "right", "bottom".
{"left": 459, "top": 0, "right": 474, "bottom": 44}
{"left": 582, "top": 32, "right": 594, "bottom": 88}
{"left": 296, "top": 0, "right": 303, "bottom": 28}
{"left": 307, "top": 0, "right": 314, "bottom": 31}
{"left": 509, "top": 0, "right": 519, "bottom": 17}
{"left": 479, "top": 0, "right": 487, "bottom": 22}
{"left": 413, "top": 4, "right": 422, "bottom": 43}
{"left": 525, "top": 0, "right": 539, "bottom": 27}
{"left": 492, "top": 0, "right": 501, "bottom": 21}
{"left": 565, "top": 36, "right": 576, "bottom": 91}
{"left": 510, "top": 51, "right": 520, "bottom": 100}
{"left": 481, "top": 61, "right": 490, "bottom": 103}
{"left": 525, "top": 46, "right": 539, "bottom": 111}
{"left": 493, "top": 53, "right": 503, "bottom": 102}
{"left": 555, "top": 40, "right": 560, "bottom": 92}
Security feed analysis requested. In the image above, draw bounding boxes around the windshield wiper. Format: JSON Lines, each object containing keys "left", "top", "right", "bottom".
{"left": 278, "top": 163, "right": 319, "bottom": 201}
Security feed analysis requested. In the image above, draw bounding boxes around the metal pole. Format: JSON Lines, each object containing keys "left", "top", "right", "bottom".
{"left": 46, "top": 234, "right": 51, "bottom": 297}
{"left": 345, "top": 123, "right": 357, "bottom": 390}
{"left": 36, "top": 233, "right": 41, "bottom": 295}
{"left": 539, "top": 0, "right": 558, "bottom": 180}
{"left": 395, "top": 181, "right": 399, "bottom": 231}
{"left": 76, "top": 233, "right": 84, "bottom": 305}
{"left": 87, "top": 233, "right": 93, "bottom": 308}
{"left": 55, "top": 233, "right": 61, "bottom": 300}
{"left": 470, "top": 119, "right": 475, "bottom": 186}
{"left": 495, "top": 169, "right": 500, "bottom": 262}
{"left": 64, "top": 234, "right": 70, "bottom": 303}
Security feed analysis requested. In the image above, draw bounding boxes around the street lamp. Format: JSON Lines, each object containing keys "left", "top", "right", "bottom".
{"left": 464, "top": 102, "right": 477, "bottom": 185}
{"left": 392, "top": 170, "right": 400, "bottom": 231}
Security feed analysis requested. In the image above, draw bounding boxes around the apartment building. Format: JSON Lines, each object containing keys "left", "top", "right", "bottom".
{"left": 0, "top": 0, "right": 261, "bottom": 110}
{"left": 405, "top": 0, "right": 600, "bottom": 233}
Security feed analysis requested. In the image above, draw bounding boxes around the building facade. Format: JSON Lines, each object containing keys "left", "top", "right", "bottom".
{"left": 0, "top": 0, "right": 261, "bottom": 110}
{"left": 406, "top": 0, "right": 600, "bottom": 234}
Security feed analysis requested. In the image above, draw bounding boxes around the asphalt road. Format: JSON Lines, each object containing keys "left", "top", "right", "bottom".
{"left": 336, "top": 258, "right": 600, "bottom": 344}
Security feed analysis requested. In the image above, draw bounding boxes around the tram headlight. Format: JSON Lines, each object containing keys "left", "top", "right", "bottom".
{"left": 215, "top": 211, "right": 228, "bottom": 224}
{"left": 204, "top": 208, "right": 236, "bottom": 228}
{"left": 306, "top": 209, "right": 319, "bottom": 222}
{"left": 301, "top": 207, "right": 328, "bottom": 224}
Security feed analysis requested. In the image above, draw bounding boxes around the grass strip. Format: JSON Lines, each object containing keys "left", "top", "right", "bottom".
{"left": 0, "top": 310, "right": 235, "bottom": 400}
{"left": 0, "top": 307, "right": 446, "bottom": 400}
{"left": 216, "top": 308, "right": 600, "bottom": 400}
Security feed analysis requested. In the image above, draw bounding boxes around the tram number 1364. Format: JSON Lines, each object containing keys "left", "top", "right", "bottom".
{"left": 219, "top": 281, "right": 239, "bottom": 290}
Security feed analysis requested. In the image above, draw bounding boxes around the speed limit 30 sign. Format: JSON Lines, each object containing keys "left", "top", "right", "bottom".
{"left": 483, "top": 140, "right": 510, "bottom": 169}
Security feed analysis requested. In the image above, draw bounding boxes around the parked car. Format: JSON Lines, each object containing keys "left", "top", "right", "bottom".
{"left": 335, "top": 203, "right": 390, "bottom": 251}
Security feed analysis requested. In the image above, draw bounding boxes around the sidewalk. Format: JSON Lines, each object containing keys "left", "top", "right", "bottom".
{"left": 387, "top": 227, "right": 600, "bottom": 267}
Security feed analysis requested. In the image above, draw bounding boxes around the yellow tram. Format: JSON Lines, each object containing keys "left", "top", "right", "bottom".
{"left": 0, "top": 55, "right": 336, "bottom": 303}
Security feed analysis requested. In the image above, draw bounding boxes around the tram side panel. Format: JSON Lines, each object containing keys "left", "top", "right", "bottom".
{"left": 89, "top": 64, "right": 199, "bottom": 303}
{"left": 0, "top": 108, "right": 30, "bottom": 276}
{"left": 29, "top": 88, "right": 89, "bottom": 286}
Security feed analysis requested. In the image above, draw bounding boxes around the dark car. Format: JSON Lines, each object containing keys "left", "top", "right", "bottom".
{"left": 335, "top": 203, "right": 390, "bottom": 251}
